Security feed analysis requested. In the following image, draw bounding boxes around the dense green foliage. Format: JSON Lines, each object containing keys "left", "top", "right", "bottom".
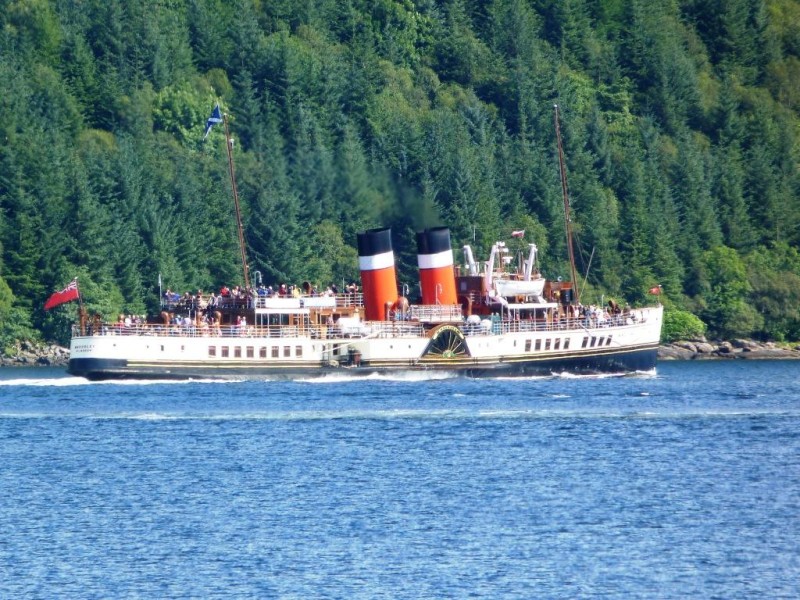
{"left": 1, "top": 0, "right": 799, "bottom": 347}
{"left": 662, "top": 308, "right": 707, "bottom": 343}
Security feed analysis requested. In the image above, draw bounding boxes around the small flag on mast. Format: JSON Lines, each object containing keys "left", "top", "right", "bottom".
{"left": 511, "top": 230, "right": 525, "bottom": 238}
{"left": 203, "top": 104, "right": 223, "bottom": 139}
{"left": 44, "top": 278, "right": 80, "bottom": 310}
{"left": 648, "top": 285, "right": 662, "bottom": 295}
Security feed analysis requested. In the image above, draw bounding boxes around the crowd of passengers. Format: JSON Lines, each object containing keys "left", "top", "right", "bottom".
{"left": 103, "top": 296, "right": 637, "bottom": 338}
{"left": 161, "top": 281, "right": 361, "bottom": 310}
{"left": 551, "top": 301, "right": 638, "bottom": 328}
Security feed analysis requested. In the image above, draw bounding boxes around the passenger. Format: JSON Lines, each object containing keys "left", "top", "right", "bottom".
{"left": 209, "top": 315, "right": 222, "bottom": 336}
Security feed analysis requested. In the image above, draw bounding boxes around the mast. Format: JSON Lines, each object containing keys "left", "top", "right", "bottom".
{"left": 77, "top": 280, "right": 86, "bottom": 336}
{"left": 222, "top": 111, "right": 250, "bottom": 290}
{"left": 554, "top": 104, "right": 580, "bottom": 304}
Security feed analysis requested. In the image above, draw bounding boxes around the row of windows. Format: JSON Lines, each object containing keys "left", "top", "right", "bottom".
{"left": 208, "top": 345, "right": 304, "bottom": 359}
{"left": 521, "top": 335, "right": 612, "bottom": 353}
{"left": 582, "top": 335, "right": 613, "bottom": 349}
{"left": 200, "top": 336, "right": 613, "bottom": 359}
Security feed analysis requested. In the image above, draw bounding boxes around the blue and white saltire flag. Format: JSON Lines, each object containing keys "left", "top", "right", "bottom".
{"left": 203, "top": 104, "right": 223, "bottom": 139}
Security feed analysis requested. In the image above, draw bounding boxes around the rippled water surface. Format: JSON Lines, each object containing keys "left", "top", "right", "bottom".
{"left": 1, "top": 361, "right": 798, "bottom": 598}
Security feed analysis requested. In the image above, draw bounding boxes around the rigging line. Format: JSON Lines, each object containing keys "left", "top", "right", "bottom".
{"left": 579, "top": 246, "right": 595, "bottom": 301}
{"left": 222, "top": 111, "right": 250, "bottom": 290}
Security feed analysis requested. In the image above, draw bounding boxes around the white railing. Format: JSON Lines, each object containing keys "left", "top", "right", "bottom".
{"left": 73, "top": 310, "right": 649, "bottom": 340}
{"left": 164, "top": 291, "right": 365, "bottom": 312}
{"left": 408, "top": 304, "right": 463, "bottom": 323}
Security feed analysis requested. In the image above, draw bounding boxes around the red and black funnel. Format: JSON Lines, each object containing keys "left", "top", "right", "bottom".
{"left": 416, "top": 227, "right": 457, "bottom": 305}
{"left": 357, "top": 228, "right": 397, "bottom": 321}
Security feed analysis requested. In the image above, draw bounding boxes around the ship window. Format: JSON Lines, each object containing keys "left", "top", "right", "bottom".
{"left": 545, "top": 339, "right": 551, "bottom": 350}
{"left": 554, "top": 338, "right": 561, "bottom": 350}
{"left": 535, "top": 339, "right": 541, "bottom": 351}
{"left": 161, "top": 345, "right": 165, "bottom": 352}
{"left": 260, "top": 347, "right": 267, "bottom": 358}
{"left": 525, "top": 340, "right": 531, "bottom": 352}
{"left": 582, "top": 337, "right": 589, "bottom": 348}
{"left": 247, "top": 346, "right": 254, "bottom": 358}
{"left": 597, "top": 337, "right": 605, "bottom": 347}
{"left": 208, "top": 346, "right": 216, "bottom": 357}
{"left": 221, "top": 346, "right": 229, "bottom": 358}
{"left": 284, "top": 346, "right": 291, "bottom": 357}
{"left": 234, "top": 347, "right": 242, "bottom": 358}
{"left": 606, "top": 336, "right": 613, "bottom": 346}
{"left": 333, "top": 346, "right": 339, "bottom": 356}
{"left": 564, "top": 338, "right": 571, "bottom": 349}
{"left": 590, "top": 337, "right": 597, "bottom": 347}
{"left": 272, "top": 346, "right": 279, "bottom": 358}
{"left": 296, "top": 345, "right": 302, "bottom": 357}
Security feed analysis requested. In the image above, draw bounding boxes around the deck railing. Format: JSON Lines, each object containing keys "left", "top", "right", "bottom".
{"left": 163, "top": 292, "right": 365, "bottom": 312}
{"left": 73, "top": 310, "right": 649, "bottom": 340}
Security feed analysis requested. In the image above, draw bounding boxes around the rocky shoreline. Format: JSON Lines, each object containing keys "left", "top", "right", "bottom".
{"left": 2, "top": 338, "right": 799, "bottom": 369}
{"left": 0, "top": 341, "right": 70, "bottom": 368}
{"left": 658, "top": 338, "right": 800, "bottom": 360}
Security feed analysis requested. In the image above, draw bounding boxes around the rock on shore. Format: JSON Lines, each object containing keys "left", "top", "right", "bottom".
{"left": 659, "top": 338, "right": 800, "bottom": 360}
{"left": 0, "top": 341, "right": 70, "bottom": 367}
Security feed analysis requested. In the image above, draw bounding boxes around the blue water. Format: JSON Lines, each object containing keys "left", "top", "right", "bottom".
{"left": 0, "top": 361, "right": 798, "bottom": 598}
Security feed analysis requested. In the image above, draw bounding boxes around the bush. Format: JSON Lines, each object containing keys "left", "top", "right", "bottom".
{"left": 0, "top": 307, "right": 40, "bottom": 356}
{"left": 662, "top": 309, "right": 706, "bottom": 343}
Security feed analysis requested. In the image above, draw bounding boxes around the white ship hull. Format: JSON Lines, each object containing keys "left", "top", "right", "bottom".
{"left": 68, "top": 306, "right": 662, "bottom": 380}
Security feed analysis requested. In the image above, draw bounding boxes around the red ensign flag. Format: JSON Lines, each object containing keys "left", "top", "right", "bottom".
{"left": 648, "top": 285, "right": 662, "bottom": 295}
{"left": 44, "top": 278, "right": 80, "bottom": 310}
{"left": 511, "top": 230, "right": 525, "bottom": 238}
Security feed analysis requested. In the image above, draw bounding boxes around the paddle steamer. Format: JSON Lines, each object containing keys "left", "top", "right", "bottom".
{"left": 68, "top": 225, "right": 662, "bottom": 380}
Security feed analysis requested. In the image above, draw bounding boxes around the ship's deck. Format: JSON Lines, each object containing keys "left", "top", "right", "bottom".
{"left": 72, "top": 312, "right": 651, "bottom": 340}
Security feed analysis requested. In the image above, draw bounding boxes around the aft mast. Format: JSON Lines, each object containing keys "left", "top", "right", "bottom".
{"left": 554, "top": 104, "right": 580, "bottom": 305}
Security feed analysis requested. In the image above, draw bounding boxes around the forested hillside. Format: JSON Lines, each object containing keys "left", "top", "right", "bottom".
{"left": 1, "top": 0, "right": 799, "bottom": 348}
